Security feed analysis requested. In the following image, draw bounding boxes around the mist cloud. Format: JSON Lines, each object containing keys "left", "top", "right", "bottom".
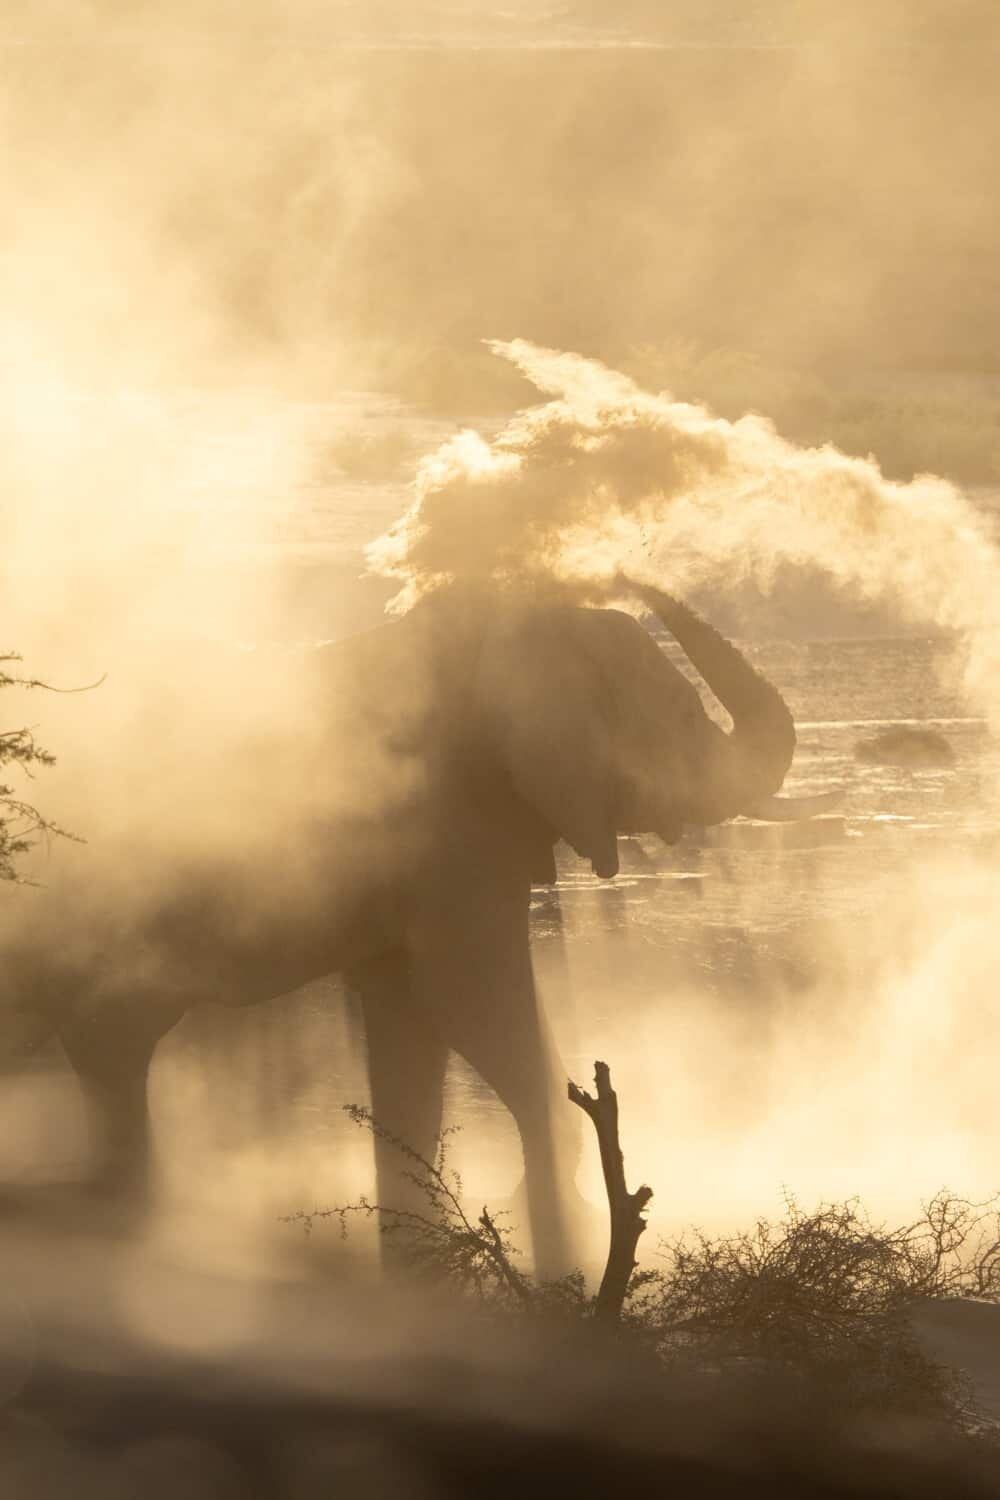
{"left": 370, "top": 340, "right": 1000, "bottom": 722}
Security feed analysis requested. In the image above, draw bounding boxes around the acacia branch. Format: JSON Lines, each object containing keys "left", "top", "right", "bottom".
{"left": 479, "top": 1206, "right": 533, "bottom": 1304}
{"left": 2, "top": 653, "right": 100, "bottom": 880}
{"left": 569, "top": 1060, "right": 652, "bottom": 1323}
{"left": 0, "top": 654, "right": 107, "bottom": 694}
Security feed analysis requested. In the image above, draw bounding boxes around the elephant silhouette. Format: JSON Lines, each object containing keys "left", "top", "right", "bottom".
{"left": 0, "top": 580, "right": 803, "bottom": 1274}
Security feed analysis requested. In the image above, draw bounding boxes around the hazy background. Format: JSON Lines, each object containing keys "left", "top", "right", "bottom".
{"left": 3, "top": 1, "right": 1000, "bottom": 1289}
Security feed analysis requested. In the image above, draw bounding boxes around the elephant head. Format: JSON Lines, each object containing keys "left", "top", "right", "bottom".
{"left": 471, "top": 579, "right": 799, "bottom": 879}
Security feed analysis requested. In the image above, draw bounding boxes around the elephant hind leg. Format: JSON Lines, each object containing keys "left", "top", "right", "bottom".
{"left": 59, "top": 1002, "right": 177, "bottom": 1208}
{"left": 352, "top": 953, "right": 450, "bottom": 1257}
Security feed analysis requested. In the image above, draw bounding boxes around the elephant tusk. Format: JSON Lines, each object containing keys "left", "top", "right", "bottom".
{"left": 743, "top": 790, "right": 844, "bottom": 822}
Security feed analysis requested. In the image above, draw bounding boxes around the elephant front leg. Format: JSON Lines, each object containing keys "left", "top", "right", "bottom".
{"left": 350, "top": 952, "right": 450, "bottom": 1268}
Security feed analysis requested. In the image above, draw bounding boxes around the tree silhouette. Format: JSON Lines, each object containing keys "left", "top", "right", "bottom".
{"left": 0, "top": 654, "right": 79, "bottom": 883}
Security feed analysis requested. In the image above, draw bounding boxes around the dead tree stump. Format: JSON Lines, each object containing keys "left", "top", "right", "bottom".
{"left": 569, "top": 1060, "right": 653, "bottom": 1323}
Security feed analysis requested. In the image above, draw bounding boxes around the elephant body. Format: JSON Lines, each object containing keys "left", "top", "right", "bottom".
{"left": 0, "top": 582, "right": 797, "bottom": 1272}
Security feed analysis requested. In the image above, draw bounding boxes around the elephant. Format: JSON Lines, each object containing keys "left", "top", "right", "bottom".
{"left": 0, "top": 578, "right": 806, "bottom": 1273}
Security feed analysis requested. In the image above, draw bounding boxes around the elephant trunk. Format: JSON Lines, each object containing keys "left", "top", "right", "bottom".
{"left": 625, "top": 580, "right": 796, "bottom": 820}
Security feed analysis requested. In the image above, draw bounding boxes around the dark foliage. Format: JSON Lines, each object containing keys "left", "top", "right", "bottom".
{"left": 626, "top": 1191, "right": 1000, "bottom": 1432}
{"left": 294, "top": 1112, "right": 1000, "bottom": 1441}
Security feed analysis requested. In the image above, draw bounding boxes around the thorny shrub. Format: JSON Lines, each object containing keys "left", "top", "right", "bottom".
{"left": 626, "top": 1191, "right": 1000, "bottom": 1430}
{"left": 284, "top": 1106, "right": 586, "bottom": 1315}
{"left": 291, "top": 1108, "right": 1000, "bottom": 1438}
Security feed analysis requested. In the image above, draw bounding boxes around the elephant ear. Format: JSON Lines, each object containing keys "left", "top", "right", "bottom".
{"left": 473, "top": 606, "right": 620, "bottom": 878}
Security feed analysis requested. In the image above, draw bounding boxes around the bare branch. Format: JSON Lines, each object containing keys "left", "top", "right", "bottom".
{"left": 569, "top": 1060, "right": 652, "bottom": 1324}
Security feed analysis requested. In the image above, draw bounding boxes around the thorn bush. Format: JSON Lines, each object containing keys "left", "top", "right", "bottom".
{"left": 291, "top": 1110, "right": 1000, "bottom": 1440}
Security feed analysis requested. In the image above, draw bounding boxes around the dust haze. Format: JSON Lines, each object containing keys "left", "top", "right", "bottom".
{"left": 3, "top": 0, "right": 1000, "bottom": 1476}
